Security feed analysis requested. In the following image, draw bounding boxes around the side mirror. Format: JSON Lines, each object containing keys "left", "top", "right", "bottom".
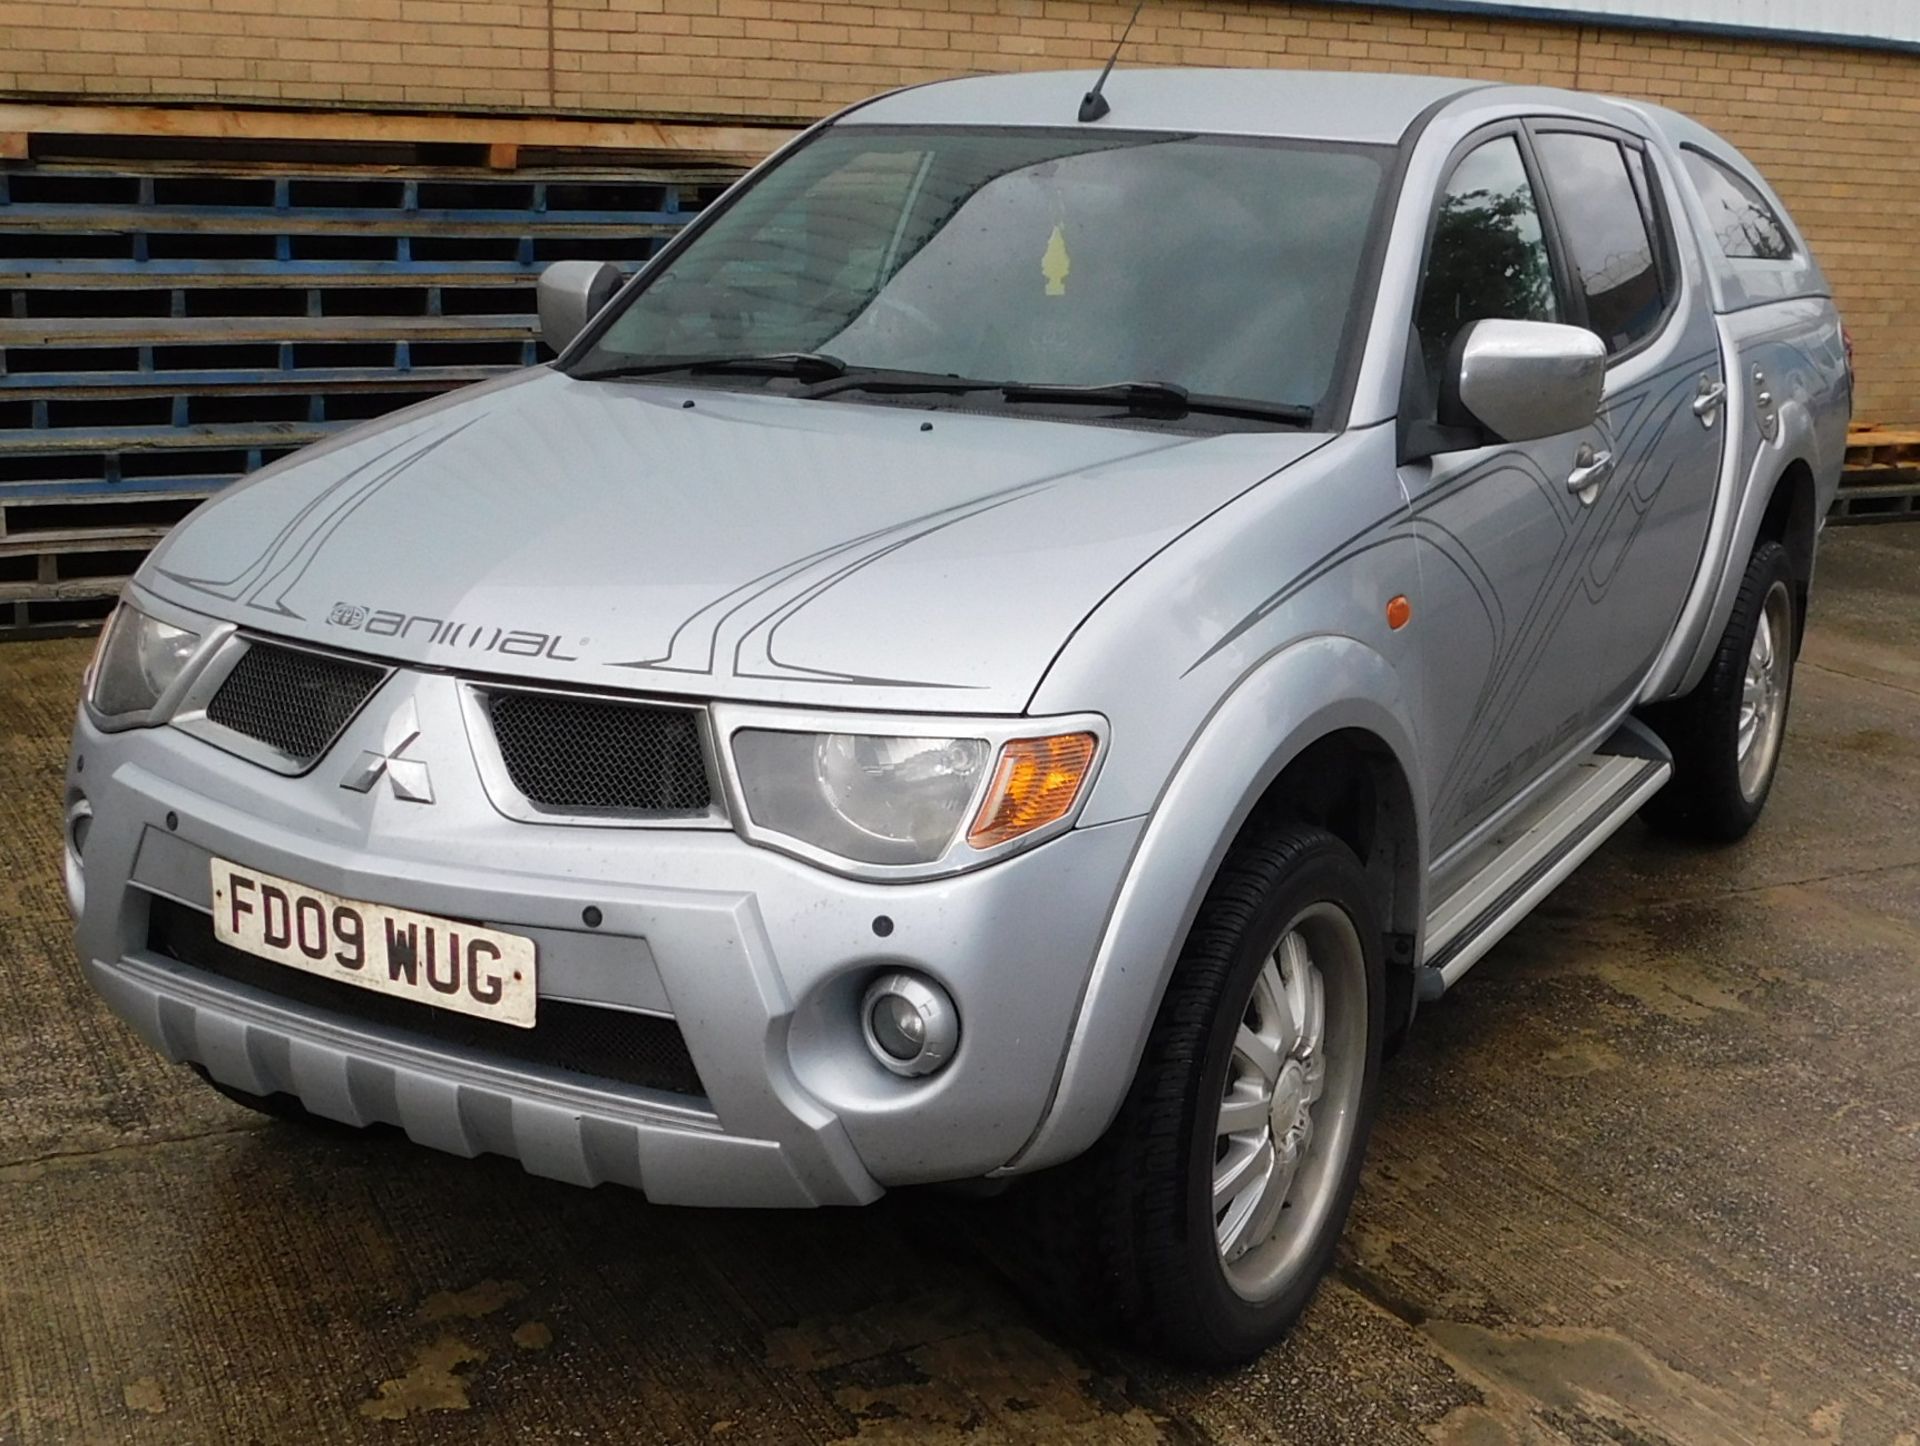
{"left": 1441, "top": 318, "right": 1606, "bottom": 445}
{"left": 537, "top": 260, "right": 623, "bottom": 355}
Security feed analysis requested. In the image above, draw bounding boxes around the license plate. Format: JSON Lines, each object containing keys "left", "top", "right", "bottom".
{"left": 209, "top": 859, "right": 537, "bottom": 1028}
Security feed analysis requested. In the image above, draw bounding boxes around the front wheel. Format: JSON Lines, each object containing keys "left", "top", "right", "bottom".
{"left": 1642, "top": 539, "right": 1797, "bottom": 842}
{"left": 1022, "top": 823, "right": 1384, "bottom": 1365}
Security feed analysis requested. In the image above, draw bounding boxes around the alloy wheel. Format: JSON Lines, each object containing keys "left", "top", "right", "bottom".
{"left": 1737, "top": 579, "right": 1794, "bottom": 802}
{"left": 1211, "top": 901, "right": 1368, "bottom": 1302}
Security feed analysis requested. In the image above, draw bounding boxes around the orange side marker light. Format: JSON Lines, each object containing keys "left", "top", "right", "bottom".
{"left": 1386, "top": 594, "right": 1413, "bottom": 631}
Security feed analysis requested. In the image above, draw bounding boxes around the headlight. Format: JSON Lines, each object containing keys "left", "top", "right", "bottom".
{"left": 733, "top": 730, "right": 992, "bottom": 865}
{"left": 88, "top": 603, "right": 202, "bottom": 722}
{"left": 729, "top": 724, "right": 1100, "bottom": 872}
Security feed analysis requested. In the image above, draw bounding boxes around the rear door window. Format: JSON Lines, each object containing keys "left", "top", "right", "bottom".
{"left": 1534, "top": 131, "right": 1667, "bottom": 356}
{"left": 1682, "top": 147, "right": 1794, "bottom": 260}
{"left": 1619, "top": 146, "right": 1676, "bottom": 299}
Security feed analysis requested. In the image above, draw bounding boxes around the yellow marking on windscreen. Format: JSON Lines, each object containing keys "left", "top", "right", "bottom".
{"left": 1043, "top": 225, "right": 1071, "bottom": 297}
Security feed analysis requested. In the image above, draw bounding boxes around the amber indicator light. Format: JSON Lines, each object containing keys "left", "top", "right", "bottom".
{"left": 1386, "top": 595, "right": 1413, "bottom": 631}
{"left": 968, "top": 732, "right": 1099, "bottom": 849}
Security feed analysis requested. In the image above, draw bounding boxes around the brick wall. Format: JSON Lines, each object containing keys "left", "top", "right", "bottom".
{"left": 0, "top": 1, "right": 1911, "bottom": 419}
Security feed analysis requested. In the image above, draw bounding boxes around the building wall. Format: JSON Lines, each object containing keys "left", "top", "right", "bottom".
{"left": 0, "top": 1, "right": 1910, "bottom": 421}
{"left": 1385, "top": 0, "right": 1920, "bottom": 49}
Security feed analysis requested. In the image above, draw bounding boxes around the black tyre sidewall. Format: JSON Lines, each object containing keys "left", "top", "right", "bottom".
{"left": 1175, "top": 836, "right": 1385, "bottom": 1361}
{"left": 1649, "top": 540, "right": 1797, "bottom": 841}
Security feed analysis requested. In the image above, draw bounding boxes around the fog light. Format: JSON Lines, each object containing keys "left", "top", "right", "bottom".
{"left": 861, "top": 971, "right": 959, "bottom": 1078}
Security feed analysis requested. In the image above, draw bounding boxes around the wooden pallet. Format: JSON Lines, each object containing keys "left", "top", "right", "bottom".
{"left": 0, "top": 102, "right": 789, "bottom": 171}
{"left": 1843, "top": 425, "right": 1920, "bottom": 467}
{"left": 0, "top": 483, "right": 206, "bottom": 632}
{"left": 1838, "top": 426, "right": 1920, "bottom": 523}
{"left": 1, "top": 110, "right": 757, "bottom": 634}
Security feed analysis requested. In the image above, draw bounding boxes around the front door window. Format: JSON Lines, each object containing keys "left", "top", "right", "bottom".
{"left": 1414, "top": 135, "right": 1559, "bottom": 387}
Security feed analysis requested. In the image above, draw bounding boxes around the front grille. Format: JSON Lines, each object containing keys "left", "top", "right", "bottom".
{"left": 483, "top": 688, "right": 711, "bottom": 813}
{"left": 205, "top": 640, "right": 385, "bottom": 762}
{"left": 146, "top": 898, "right": 706, "bottom": 1100}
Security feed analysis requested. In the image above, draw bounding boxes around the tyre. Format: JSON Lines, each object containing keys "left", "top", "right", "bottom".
{"left": 1017, "top": 822, "right": 1384, "bottom": 1366}
{"left": 1642, "top": 540, "right": 1797, "bottom": 843}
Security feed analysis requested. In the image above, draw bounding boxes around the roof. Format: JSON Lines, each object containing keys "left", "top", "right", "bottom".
{"left": 841, "top": 69, "right": 1485, "bottom": 145}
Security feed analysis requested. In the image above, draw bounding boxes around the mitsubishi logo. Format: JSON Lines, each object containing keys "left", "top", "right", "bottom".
{"left": 340, "top": 701, "right": 434, "bottom": 803}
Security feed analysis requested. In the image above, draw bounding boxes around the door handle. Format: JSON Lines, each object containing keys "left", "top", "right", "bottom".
{"left": 1567, "top": 444, "right": 1614, "bottom": 500}
{"left": 1692, "top": 378, "right": 1727, "bottom": 425}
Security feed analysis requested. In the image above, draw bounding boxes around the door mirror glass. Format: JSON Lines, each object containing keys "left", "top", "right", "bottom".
{"left": 537, "top": 261, "right": 624, "bottom": 355}
{"left": 1443, "top": 318, "right": 1605, "bottom": 444}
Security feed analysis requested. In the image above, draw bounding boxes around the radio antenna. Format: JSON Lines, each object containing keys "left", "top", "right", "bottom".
{"left": 1078, "top": 0, "right": 1146, "bottom": 123}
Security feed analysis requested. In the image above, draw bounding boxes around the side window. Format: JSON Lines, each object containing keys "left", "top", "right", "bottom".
{"left": 1534, "top": 132, "right": 1666, "bottom": 355}
{"left": 1415, "top": 136, "right": 1559, "bottom": 381}
{"left": 1619, "top": 146, "right": 1675, "bottom": 296}
{"left": 1681, "top": 147, "right": 1794, "bottom": 261}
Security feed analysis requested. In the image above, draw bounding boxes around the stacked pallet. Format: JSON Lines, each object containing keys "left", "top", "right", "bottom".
{"left": 3, "top": 106, "right": 1911, "bottom": 635}
{"left": 1838, "top": 426, "right": 1920, "bottom": 522}
{"left": 0, "top": 105, "right": 773, "bottom": 635}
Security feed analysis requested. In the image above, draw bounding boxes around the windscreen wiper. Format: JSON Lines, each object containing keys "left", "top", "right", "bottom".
{"left": 576, "top": 358, "right": 1316, "bottom": 426}
{"left": 574, "top": 351, "right": 849, "bottom": 383}
{"left": 998, "top": 380, "right": 1316, "bottom": 426}
{"left": 802, "top": 369, "right": 1007, "bottom": 400}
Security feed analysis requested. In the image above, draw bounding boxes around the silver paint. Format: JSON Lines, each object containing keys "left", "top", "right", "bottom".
{"left": 536, "top": 260, "right": 623, "bottom": 354}
{"left": 70, "top": 69, "right": 1848, "bottom": 1202}
{"left": 339, "top": 699, "right": 435, "bottom": 804}
{"left": 1449, "top": 318, "right": 1607, "bottom": 444}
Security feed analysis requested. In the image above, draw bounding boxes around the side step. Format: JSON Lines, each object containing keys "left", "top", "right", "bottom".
{"left": 1418, "top": 721, "right": 1672, "bottom": 998}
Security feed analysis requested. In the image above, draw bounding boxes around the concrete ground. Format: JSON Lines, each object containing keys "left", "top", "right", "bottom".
{"left": 2, "top": 528, "right": 1917, "bottom": 1446}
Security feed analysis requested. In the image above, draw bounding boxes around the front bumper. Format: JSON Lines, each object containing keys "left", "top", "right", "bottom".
{"left": 65, "top": 670, "right": 1142, "bottom": 1207}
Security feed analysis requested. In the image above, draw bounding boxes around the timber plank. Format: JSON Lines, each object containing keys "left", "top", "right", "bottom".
{"left": 0, "top": 101, "right": 789, "bottom": 162}
{"left": 0, "top": 313, "right": 533, "bottom": 345}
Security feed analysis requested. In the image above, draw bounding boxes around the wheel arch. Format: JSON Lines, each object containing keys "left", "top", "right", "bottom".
{"left": 1754, "top": 455, "right": 1818, "bottom": 652}
{"left": 999, "top": 635, "right": 1425, "bottom": 1175}
{"left": 1654, "top": 403, "right": 1826, "bottom": 702}
{"left": 1238, "top": 727, "right": 1421, "bottom": 954}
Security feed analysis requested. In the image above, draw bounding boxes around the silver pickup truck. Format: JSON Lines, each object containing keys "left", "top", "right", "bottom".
{"left": 65, "top": 69, "right": 1848, "bottom": 1363}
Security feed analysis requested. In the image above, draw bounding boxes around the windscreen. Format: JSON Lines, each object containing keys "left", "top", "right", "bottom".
{"left": 575, "top": 127, "right": 1391, "bottom": 418}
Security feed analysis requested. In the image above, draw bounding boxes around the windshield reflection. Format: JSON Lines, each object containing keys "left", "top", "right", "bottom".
{"left": 576, "top": 127, "right": 1391, "bottom": 418}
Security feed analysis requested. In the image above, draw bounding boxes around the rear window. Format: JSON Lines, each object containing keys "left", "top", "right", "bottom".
{"left": 1682, "top": 148, "right": 1794, "bottom": 261}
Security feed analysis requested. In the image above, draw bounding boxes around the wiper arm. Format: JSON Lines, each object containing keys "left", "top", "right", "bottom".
{"left": 998, "top": 380, "right": 1315, "bottom": 426}
{"left": 803, "top": 368, "right": 1007, "bottom": 399}
{"left": 575, "top": 351, "right": 849, "bottom": 383}
{"left": 575, "top": 358, "right": 1315, "bottom": 426}
{"left": 1000, "top": 379, "right": 1192, "bottom": 411}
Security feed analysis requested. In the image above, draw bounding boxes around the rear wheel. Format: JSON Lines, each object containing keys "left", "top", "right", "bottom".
{"left": 1643, "top": 540, "right": 1797, "bottom": 842}
{"left": 1019, "top": 823, "right": 1384, "bottom": 1365}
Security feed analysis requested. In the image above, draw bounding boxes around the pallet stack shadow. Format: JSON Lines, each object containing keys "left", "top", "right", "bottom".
{"left": 0, "top": 132, "right": 738, "bottom": 635}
